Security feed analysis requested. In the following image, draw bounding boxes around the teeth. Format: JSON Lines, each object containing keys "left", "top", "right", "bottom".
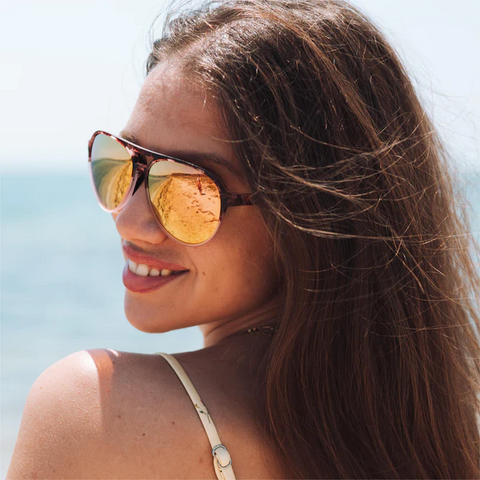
{"left": 128, "top": 259, "right": 178, "bottom": 277}
{"left": 136, "top": 264, "right": 149, "bottom": 277}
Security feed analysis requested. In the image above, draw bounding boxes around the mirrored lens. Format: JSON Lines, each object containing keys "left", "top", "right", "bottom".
{"left": 148, "top": 161, "right": 221, "bottom": 244}
{"left": 90, "top": 134, "right": 133, "bottom": 210}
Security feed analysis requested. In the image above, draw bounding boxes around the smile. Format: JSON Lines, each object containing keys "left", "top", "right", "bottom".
{"left": 122, "top": 262, "right": 189, "bottom": 293}
{"left": 128, "top": 260, "right": 188, "bottom": 277}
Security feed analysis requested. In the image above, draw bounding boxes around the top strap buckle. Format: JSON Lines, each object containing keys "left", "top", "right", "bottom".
{"left": 212, "top": 444, "right": 232, "bottom": 469}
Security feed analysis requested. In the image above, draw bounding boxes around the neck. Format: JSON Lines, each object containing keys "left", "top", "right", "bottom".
{"left": 199, "top": 296, "right": 281, "bottom": 348}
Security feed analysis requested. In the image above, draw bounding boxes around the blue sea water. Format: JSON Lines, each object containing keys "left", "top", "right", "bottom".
{"left": 1, "top": 169, "right": 479, "bottom": 477}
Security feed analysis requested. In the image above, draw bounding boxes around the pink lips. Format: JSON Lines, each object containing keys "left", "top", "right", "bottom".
{"left": 121, "top": 243, "right": 190, "bottom": 293}
{"left": 122, "top": 243, "right": 189, "bottom": 272}
{"left": 122, "top": 262, "right": 188, "bottom": 293}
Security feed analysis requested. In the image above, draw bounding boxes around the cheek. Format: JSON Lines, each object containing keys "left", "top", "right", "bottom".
{"left": 243, "top": 235, "right": 279, "bottom": 293}
{"left": 203, "top": 209, "right": 279, "bottom": 296}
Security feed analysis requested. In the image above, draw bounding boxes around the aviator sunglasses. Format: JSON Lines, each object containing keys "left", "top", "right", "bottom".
{"left": 88, "top": 131, "right": 255, "bottom": 246}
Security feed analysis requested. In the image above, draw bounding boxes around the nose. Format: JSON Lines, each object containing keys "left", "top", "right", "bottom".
{"left": 113, "top": 170, "right": 169, "bottom": 244}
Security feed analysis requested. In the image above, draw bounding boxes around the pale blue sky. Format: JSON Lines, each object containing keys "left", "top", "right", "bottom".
{"left": 1, "top": 0, "right": 479, "bottom": 173}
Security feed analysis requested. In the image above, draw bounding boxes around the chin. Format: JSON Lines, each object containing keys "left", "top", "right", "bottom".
{"left": 127, "top": 319, "right": 162, "bottom": 334}
{"left": 124, "top": 296, "right": 172, "bottom": 333}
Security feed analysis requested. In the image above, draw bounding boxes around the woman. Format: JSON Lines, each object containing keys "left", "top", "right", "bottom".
{"left": 8, "top": 0, "right": 480, "bottom": 478}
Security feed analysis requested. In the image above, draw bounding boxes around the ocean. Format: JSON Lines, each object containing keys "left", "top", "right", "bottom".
{"left": 1, "top": 169, "right": 479, "bottom": 476}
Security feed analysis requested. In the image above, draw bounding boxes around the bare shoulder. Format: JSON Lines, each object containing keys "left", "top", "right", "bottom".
{"left": 8, "top": 348, "right": 288, "bottom": 479}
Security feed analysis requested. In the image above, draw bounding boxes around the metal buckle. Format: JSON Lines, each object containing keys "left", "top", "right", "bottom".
{"left": 212, "top": 444, "right": 232, "bottom": 469}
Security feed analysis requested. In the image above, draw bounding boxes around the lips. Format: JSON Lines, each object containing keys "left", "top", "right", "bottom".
{"left": 122, "top": 262, "right": 188, "bottom": 293}
{"left": 122, "top": 243, "right": 189, "bottom": 272}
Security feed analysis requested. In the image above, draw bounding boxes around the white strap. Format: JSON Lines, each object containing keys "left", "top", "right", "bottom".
{"left": 155, "top": 352, "right": 236, "bottom": 480}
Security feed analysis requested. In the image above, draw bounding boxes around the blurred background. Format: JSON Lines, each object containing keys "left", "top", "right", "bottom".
{"left": 1, "top": 0, "right": 479, "bottom": 476}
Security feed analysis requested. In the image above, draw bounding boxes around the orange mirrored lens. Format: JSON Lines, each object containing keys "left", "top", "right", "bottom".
{"left": 91, "top": 134, "right": 133, "bottom": 210}
{"left": 148, "top": 161, "right": 221, "bottom": 244}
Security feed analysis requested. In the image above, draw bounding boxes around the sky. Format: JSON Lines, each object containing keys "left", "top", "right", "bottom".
{"left": 1, "top": 0, "right": 479, "bottom": 173}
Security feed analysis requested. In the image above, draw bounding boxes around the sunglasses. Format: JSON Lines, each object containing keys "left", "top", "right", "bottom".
{"left": 88, "top": 131, "right": 255, "bottom": 246}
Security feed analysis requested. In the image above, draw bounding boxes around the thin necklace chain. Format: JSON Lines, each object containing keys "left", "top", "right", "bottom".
{"left": 231, "top": 325, "right": 278, "bottom": 337}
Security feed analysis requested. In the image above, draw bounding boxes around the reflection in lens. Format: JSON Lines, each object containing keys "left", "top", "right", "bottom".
{"left": 148, "top": 161, "right": 221, "bottom": 244}
{"left": 91, "top": 134, "right": 133, "bottom": 210}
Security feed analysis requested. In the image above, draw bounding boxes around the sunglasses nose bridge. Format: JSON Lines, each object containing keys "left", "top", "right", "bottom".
{"left": 131, "top": 161, "right": 148, "bottom": 197}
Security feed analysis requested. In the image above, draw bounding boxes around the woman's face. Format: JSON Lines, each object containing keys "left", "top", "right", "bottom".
{"left": 112, "top": 59, "right": 281, "bottom": 346}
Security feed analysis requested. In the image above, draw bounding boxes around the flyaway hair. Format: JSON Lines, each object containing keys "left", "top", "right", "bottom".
{"left": 147, "top": 1, "right": 480, "bottom": 477}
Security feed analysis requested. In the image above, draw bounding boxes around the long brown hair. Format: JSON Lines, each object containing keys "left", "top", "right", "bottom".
{"left": 146, "top": 0, "right": 480, "bottom": 477}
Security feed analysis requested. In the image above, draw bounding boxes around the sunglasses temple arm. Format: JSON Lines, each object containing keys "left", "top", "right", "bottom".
{"left": 224, "top": 193, "right": 256, "bottom": 207}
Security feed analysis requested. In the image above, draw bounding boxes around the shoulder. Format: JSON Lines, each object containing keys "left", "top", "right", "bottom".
{"left": 8, "top": 348, "right": 289, "bottom": 479}
{"left": 7, "top": 349, "right": 217, "bottom": 479}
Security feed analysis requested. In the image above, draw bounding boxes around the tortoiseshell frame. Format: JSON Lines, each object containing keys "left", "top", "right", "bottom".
{"left": 88, "top": 130, "right": 256, "bottom": 246}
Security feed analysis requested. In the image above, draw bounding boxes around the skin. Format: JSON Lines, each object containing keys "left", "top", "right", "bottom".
{"left": 114, "top": 57, "right": 282, "bottom": 347}
{"left": 6, "top": 57, "right": 288, "bottom": 480}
